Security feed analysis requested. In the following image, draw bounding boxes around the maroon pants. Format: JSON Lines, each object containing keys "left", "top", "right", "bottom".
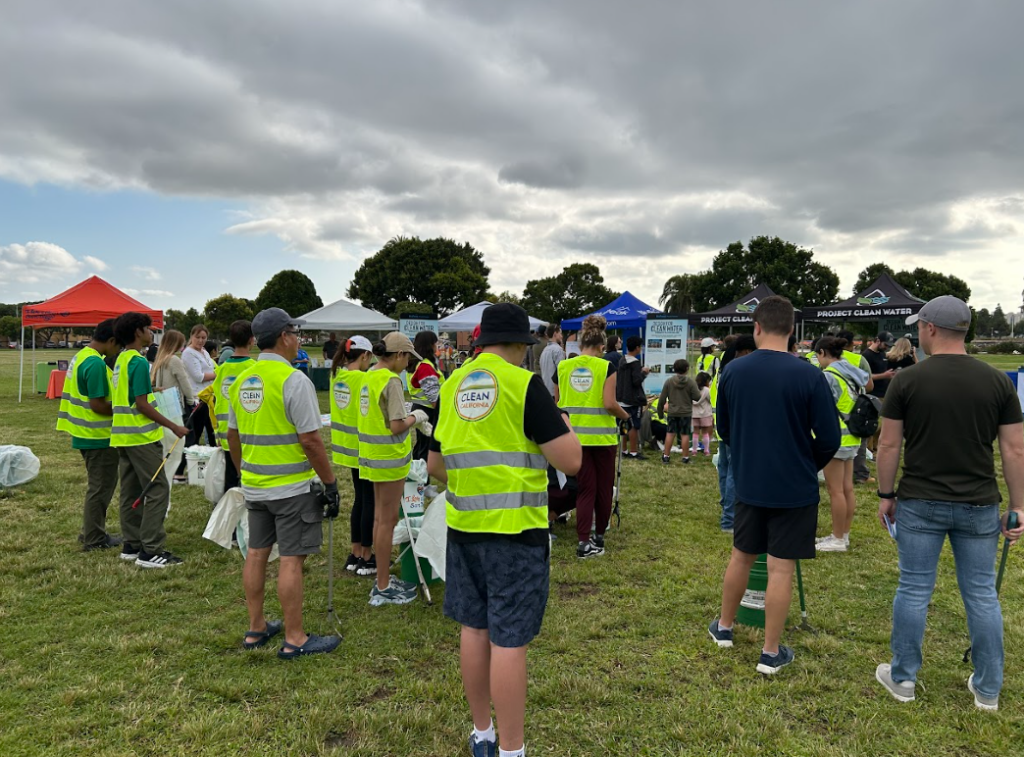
{"left": 575, "top": 445, "right": 616, "bottom": 541}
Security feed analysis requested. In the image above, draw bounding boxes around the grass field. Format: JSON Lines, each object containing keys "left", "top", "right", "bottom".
{"left": 1, "top": 350, "right": 1022, "bottom": 756}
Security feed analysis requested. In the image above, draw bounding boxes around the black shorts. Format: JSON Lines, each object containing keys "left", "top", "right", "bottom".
{"left": 443, "top": 538, "right": 550, "bottom": 648}
{"left": 624, "top": 405, "right": 643, "bottom": 430}
{"left": 733, "top": 501, "right": 817, "bottom": 560}
{"left": 666, "top": 416, "right": 692, "bottom": 436}
{"left": 247, "top": 492, "right": 323, "bottom": 557}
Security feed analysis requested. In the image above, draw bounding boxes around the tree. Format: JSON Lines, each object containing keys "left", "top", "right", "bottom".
{"left": 853, "top": 263, "right": 896, "bottom": 296}
{"left": 975, "top": 308, "right": 992, "bottom": 337}
{"left": 393, "top": 301, "right": 434, "bottom": 319}
{"left": 486, "top": 290, "right": 522, "bottom": 306}
{"left": 0, "top": 315, "right": 20, "bottom": 340}
{"left": 183, "top": 308, "right": 204, "bottom": 335}
{"left": 256, "top": 270, "right": 323, "bottom": 318}
{"left": 164, "top": 308, "right": 186, "bottom": 333}
{"left": 991, "top": 303, "right": 1010, "bottom": 336}
{"left": 520, "top": 263, "right": 619, "bottom": 324}
{"left": 204, "top": 295, "right": 254, "bottom": 339}
{"left": 348, "top": 237, "right": 490, "bottom": 317}
{"left": 894, "top": 268, "right": 971, "bottom": 303}
{"left": 688, "top": 236, "right": 839, "bottom": 310}
{"left": 659, "top": 274, "right": 697, "bottom": 314}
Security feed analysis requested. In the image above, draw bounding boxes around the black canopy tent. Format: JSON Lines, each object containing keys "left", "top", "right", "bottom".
{"left": 689, "top": 283, "right": 803, "bottom": 329}
{"left": 801, "top": 273, "right": 925, "bottom": 323}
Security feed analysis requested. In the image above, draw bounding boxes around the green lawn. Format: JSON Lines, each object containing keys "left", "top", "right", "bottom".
{"left": 1, "top": 350, "right": 1022, "bottom": 756}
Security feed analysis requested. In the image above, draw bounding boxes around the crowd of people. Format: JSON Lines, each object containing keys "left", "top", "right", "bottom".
{"left": 53, "top": 293, "right": 1023, "bottom": 756}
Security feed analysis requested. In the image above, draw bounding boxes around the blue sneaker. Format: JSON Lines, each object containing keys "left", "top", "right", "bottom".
{"left": 708, "top": 618, "right": 733, "bottom": 648}
{"left": 756, "top": 645, "right": 795, "bottom": 675}
{"left": 468, "top": 733, "right": 496, "bottom": 757}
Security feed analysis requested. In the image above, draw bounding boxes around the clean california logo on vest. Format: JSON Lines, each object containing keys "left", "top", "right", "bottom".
{"left": 221, "top": 375, "right": 240, "bottom": 399}
{"left": 569, "top": 366, "right": 593, "bottom": 393}
{"left": 334, "top": 380, "right": 351, "bottom": 411}
{"left": 455, "top": 370, "right": 498, "bottom": 421}
{"left": 238, "top": 375, "right": 264, "bottom": 413}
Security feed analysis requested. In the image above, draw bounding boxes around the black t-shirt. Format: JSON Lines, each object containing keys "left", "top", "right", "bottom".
{"left": 323, "top": 340, "right": 339, "bottom": 360}
{"left": 431, "top": 374, "right": 570, "bottom": 545}
{"left": 861, "top": 347, "right": 890, "bottom": 398}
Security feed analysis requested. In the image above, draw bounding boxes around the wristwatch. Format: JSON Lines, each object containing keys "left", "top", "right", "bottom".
{"left": 877, "top": 490, "right": 896, "bottom": 500}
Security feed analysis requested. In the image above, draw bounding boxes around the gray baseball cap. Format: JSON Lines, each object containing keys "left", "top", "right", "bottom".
{"left": 906, "top": 295, "right": 971, "bottom": 332}
{"left": 251, "top": 307, "right": 306, "bottom": 341}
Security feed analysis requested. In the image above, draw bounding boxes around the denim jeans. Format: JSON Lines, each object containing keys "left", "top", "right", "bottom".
{"left": 890, "top": 498, "right": 1003, "bottom": 697}
{"left": 717, "top": 443, "right": 735, "bottom": 530}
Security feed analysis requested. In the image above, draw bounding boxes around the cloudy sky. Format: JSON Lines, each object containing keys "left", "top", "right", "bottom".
{"left": 2, "top": 0, "right": 1023, "bottom": 315}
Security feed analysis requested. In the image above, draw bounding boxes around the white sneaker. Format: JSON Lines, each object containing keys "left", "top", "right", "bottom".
{"left": 816, "top": 535, "right": 847, "bottom": 552}
{"left": 967, "top": 674, "right": 999, "bottom": 711}
{"left": 844, "top": 533, "right": 850, "bottom": 547}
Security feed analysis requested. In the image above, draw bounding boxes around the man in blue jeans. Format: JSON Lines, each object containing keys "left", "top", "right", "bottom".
{"left": 875, "top": 295, "right": 1024, "bottom": 710}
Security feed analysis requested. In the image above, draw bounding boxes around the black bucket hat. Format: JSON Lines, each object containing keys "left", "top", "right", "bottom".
{"left": 473, "top": 303, "right": 538, "bottom": 347}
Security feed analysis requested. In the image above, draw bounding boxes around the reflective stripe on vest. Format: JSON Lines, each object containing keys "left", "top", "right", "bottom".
{"left": 110, "top": 350, "right": 162, "bottom": 447}
{"left": 556, "top": 354, "right": 617, "bottom": 446}
{"left": 213, "top": 357, "right": 255, "bottom": 450}
{"left": 435, "top": 353, "right": 548, "bottom": 535}
{"left": 56, "top": 347, "right": 113, "bottom": 441}
{"left": 409, "top": 358, "right": 445, "bottom": 406}
{"left": 357, "top": 368, "right": 412, "bottom": 482}
{"left": 229, "top": 360, "right": 314, "bottom": 490}
{"left": 331, "top": 367, "right": 366, "bottom": 468}
{"left": 825, "top": 366, "right": 860, "bottom": 448}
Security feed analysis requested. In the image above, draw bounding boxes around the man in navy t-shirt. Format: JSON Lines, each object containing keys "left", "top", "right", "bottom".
{"left": 708, "top": 296, "right": 840, "bottom": 675}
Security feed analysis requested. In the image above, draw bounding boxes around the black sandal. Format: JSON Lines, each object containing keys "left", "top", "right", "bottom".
{"left": 242, "top": 619, "right": 283, "bottom": 649}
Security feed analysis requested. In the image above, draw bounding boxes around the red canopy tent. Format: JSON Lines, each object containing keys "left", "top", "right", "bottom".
{"left": 19, "top": 276, "right": 164, "bottom": 402}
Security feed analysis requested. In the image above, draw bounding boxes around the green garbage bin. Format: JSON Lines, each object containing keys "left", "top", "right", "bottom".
{"left": 36, "top": 362, "right": 58, "bottom": 394}
{"left": 735, "top": 553, "right": 768, "bottom": 628}
{"left": 398, "top": 505, "right": 440, "bottom": 585}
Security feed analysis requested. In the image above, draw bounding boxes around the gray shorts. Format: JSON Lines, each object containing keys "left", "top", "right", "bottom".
{"left": 247, "top": 492, "right": 323, "bottom": 557}
{"left": 443, "top": 538, "right": 550, "bottom": 648}
{"left": 833, "top": 445, "right": 858, "bottom": 461}
{"left": 667, "top": 416, "right": 693, "bottom": 436}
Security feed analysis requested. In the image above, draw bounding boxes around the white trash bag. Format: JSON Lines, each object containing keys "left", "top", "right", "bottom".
{"left": 0, "top": 445, "right": 40, "bottom": 488}
{"left": 203, "top": 488, "right": 279, "bottom": 561}
{"left": 203, "top": 446, "right": 227, "bottom": 504}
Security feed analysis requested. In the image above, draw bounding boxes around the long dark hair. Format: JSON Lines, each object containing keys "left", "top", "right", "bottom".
{"left": 408, "top": 331, "right": 439, "bottom": 372}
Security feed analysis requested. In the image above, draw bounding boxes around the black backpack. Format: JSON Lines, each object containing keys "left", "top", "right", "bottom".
{"left": 829, "top": 370, "right": 882, "bottom": 439}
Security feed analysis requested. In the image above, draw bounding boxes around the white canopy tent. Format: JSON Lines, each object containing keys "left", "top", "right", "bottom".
{"left": 297, "top": 298, "right": 397, "bottom": 331}
{"left": 438, "top": 301, "right": 547, "bottom": 331}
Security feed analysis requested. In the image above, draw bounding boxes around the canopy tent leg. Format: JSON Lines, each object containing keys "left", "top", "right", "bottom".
{"left": 32, "top": 332, "right": 36, "bottom": 398}
{"left": 18, "top": 324, "right": 24, "bottom": 403}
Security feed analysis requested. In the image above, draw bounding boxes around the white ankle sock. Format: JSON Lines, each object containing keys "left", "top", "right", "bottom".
{"left": 499, "top": 747, "right": 525, "bottom": 757}
{"left": 473, "top": 721, "right": 495, "bottom": 743}
{"left": 717, "top": 620, "right": 732, "bottom": 631}
{"left": 762, "top": 648, "right": 779, "bottom": 657}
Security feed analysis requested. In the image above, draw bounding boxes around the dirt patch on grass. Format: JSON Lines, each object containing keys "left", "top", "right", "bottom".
{"left": 557, "top": 582, "right": 599, "bottom": 599}
{"left": 324, "top": 730, "right": 358, "bottom": 750}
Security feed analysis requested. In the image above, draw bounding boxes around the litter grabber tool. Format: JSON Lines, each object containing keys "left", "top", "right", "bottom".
{"left": 963, "top": 510, "right": 1018, "bottom": 663}
{"left": 313, "top": 479, "right": 343, "bottom": 633}
{"left": 131, "top": 435, "right": 185, "bottom": 509}
{"left": 792, "top": 560, "right": 817, "bottom": 635}
{"left": 402, "top": 512, "right": 432, "bottom": 605}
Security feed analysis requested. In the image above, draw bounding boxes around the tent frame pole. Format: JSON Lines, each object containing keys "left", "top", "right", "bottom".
{"left": 18, "top": 324, "right": 25, "bottom": 403}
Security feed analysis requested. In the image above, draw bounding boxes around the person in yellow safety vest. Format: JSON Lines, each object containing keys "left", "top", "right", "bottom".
{"left": 814, "top": 335, "right": 870, "bottom": 553}
{"left": 428, "top": 303, "right": 582, "bottom": 757}
{"left": 359, "top": 331, "right": 434, "bottom": 606}
{"left": 212, "top": 319, "right": 255, "bottom": 498}
{"left": 109, "top": 312, "right": 189, "bottom": 568}
{"left": 227, "top": 307, "right": 341, "bottom": 659}
{"left": 330, "top": 335, "right": 376, "bottom": 576}
{"left": 409, "top": 330, "right": 445, "bottom": 469}
{"left": 554, "top": 314, "right": 631, "bottom": 558}
{"left": 56, "top": 318, "right": 123, "bottom": 551}
{"left": 696, "top": 337, "right": 721, "bottom": 377}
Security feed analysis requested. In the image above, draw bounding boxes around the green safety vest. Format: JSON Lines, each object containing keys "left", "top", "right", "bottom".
{"left": 331, "top": 367, "right": 366, "bottom": 469}
{"left": 110, "top": 349, "right": 162, "bottom": 447}
{"left": 696, "top": 353, "right": 718, "bottom": 376}
{"left": 435, "top": 353, "right": 548, "bottom": 535}
{"left": 650, "top": 404, "right": 667, "bottom": 424}
{"left": 842, "top": 350, "right": 861, "bottom": 368}
{"left": 409, "top": 358, "right": 445, "bottom": 406}
{"left": 213, "top": 357, "right": 254, "bottom": 450}
{"left": 824, "top": 366, "right": 860, "bottom": 448}
{"left": 229, "top": 360, "right": 315, "bottom": 490}
{"left": 358, "top": 368, "right": 412, "bottom": 483}
{"left": 805, "top": 352, "right": 820, "bottom": 367}
{"left": 56, "top": 347, "right": 112, "bottom": 441}
{"left": 557, "top": 355, "right": 617, "bottom": 446}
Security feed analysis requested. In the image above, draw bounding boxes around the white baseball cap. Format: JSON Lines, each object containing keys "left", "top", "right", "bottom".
{"left": 701, "top": 337, "right": 718, "bottom": 348}
{"left": 346, "top": 335, "right": 373, "bottom": 352}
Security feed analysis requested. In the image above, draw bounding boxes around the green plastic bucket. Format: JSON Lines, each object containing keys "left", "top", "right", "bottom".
{"left": 735, "top": 553, "right": 768, "bottom": 628}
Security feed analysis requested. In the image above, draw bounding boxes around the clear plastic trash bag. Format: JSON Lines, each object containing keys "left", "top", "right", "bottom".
{"left": 0, "top": 445, "right": 40, "bottom": 488}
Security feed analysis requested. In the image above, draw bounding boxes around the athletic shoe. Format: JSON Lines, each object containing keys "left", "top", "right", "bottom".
{"left": 344, "top": 554, "right": 360, "bottom": 572}
{"left": 708, "top": 619, "right": 734, "bottom": 648}
{"left": 875, "top": 664, "right": 915, "bottom": 702}
{"left": 83, "top": 534, "right": 123, "bottom": 552}
{"left": 681, "top": 457, "right": 690, "bottom": 465}
{"left": 119, "top": 544, "right": 142, "bottom": 562}
{"left": 815, "top": 535, "right": 847, "bottom": 552}
{"left": 369, "top": 582, "right": 417, "bottom": 606}
{"left": 555, "top": 512, "right": 571, "bottom": 524}
{"left": 469, "top": 734, "right": 496, "bottom": 757}
{"left": 968, "top": 674, "right": 999, "bottom": 711}
{"left": 173, "top": 474, "right": 187, "bottom": 485}
{"left": 843, "top": 533, "right": 850, "bottom": 547}
{"left": 591, "top": 533, "right": 605, "bottom": 550}
{"left": 389, "top": 575, "right": 417, "bottom": 592}
{"left": 577, "top": 540, "right": 604, "bottom": 559}
{"left": 662, "top": 455, "right": 671, "bottom": 464}
{"left": 356, "top": 556, "right": 377, "bottom": 576}
{"left": 756, "top": 645, "right": 795, "bottom": 675}
{"left": 136, "top": 550, "right": 184, "bottom": 569}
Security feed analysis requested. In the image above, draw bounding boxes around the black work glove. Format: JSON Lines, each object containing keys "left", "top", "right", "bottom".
{"left": 322, "top": 480, "right": 340, "bottom": 519}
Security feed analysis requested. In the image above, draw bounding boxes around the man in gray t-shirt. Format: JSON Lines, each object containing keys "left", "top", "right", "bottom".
{"left": 227, "top": 307, "right": 341, "bottom": 659}
{"left": 539, "top": 326, "right": 564, "bottom": 398}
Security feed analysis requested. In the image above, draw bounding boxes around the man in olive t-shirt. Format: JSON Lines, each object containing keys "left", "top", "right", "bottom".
{"left": 874, "top": 296, "right": 1024, "bottom": 710}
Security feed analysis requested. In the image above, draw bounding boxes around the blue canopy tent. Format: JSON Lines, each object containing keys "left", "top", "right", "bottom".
{"left": 560, "top": 291, "right": 662, "bottom": 341}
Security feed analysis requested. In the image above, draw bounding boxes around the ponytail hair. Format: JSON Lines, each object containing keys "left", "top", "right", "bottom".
{"left": 332, "top": 338, "right": 370, "bottom": 376}
{"left": 579, "top": 314, "right": 607, "bottom": 350}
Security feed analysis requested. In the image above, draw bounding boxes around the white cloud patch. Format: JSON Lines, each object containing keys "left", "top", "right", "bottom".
{"left": 0, "top": 241, "right": 82, "bottom": 284}
{"left": 123, "top": 288, "right": 175, "bottom": 299}
{"left": 83, "top": 255, "right": 108, "bottom": 271}
{"left": 130, "top": 265, "right": 161, "bottom": 281}
{"left": 2, "top": 1, "right": 1024, "bottom": 310}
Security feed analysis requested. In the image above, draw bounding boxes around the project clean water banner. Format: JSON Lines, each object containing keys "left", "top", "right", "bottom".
{"left": 399, "top": 316, "right": 439, "bottom": 341}
{"left": 643, "top": 314, "right": 689, "bottom": 395}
